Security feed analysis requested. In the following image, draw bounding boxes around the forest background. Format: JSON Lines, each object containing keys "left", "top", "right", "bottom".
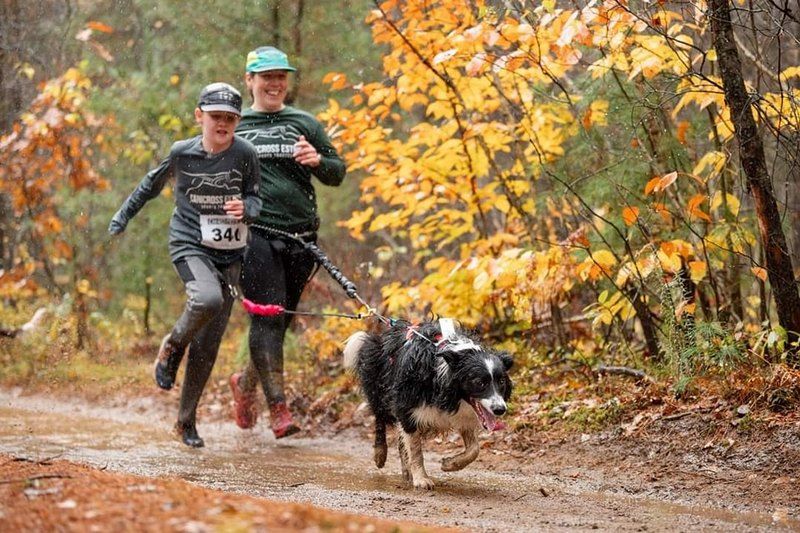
{"left": 1, "top": 0, "right": 800, "bottom": 431}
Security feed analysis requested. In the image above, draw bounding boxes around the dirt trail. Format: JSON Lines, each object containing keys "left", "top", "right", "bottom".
{"left": 0, "top": 389, "right": 797, "bottom": 532}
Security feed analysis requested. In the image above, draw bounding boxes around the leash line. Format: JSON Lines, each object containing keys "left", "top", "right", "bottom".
{"left": 233, "top": 224, "right": 444, "bottom": 348}
{"left": 228, "top": 222, "right": 393, "bottom": 324}
{"left": 282, "top": 309, "right": 366, "bottom": 320}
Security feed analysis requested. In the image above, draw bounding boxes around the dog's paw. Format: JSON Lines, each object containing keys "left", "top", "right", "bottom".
{"left": 412, "top": 476, "right": 435, "bottom": 490}
{"left": 441, "top": 455, "right": 467, "bottom": 472}
{"left": 373, "top": 444, "right": 387, "bottom": 468}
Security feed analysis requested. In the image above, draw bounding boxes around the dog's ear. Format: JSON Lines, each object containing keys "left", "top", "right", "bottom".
{"left": 438, "top": 348, "right": 460, "bottom": 367}
{"left": 498, "top": 351, "right": 513, "bottom": 371}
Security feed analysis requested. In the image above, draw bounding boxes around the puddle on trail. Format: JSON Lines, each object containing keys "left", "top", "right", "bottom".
{"left": 0, "top": 391, "right": 796, "bottom": 532}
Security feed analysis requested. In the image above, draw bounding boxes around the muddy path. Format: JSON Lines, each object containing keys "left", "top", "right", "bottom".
{"left": 0, "top": 389, "right": 797, "bottom": 532}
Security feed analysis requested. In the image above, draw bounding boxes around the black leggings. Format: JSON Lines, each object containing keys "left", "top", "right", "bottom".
{"left": 240, "top": 231, "right": 316, "bottom": 404}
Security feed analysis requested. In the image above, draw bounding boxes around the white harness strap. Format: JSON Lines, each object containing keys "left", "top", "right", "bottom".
{"left": 439, "top": 318, "right": 456, "bottom": 340}
{"left": 437, "top": 318, "right": 481, "bottom": 352}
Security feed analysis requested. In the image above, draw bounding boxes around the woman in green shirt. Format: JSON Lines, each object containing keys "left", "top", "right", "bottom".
{"left": 231, "top": 46, "right": 346, "bottom": 438}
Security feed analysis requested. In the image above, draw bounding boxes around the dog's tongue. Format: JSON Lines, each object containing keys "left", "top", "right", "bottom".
{"left": 469, "top": 399, "right": 506, "bottom": 432}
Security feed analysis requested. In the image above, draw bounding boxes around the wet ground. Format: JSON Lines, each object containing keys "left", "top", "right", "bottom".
{"left": 1, "top": 389, "right": 797, "bottom": 532}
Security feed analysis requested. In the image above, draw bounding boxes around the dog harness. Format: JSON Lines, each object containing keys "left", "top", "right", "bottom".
{"left": 403, "top": 318, "right": 482, "bottom": 353}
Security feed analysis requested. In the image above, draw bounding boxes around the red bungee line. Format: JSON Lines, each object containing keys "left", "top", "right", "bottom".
{"left": 241, "top": 297, "right": 285, "bottom": 317}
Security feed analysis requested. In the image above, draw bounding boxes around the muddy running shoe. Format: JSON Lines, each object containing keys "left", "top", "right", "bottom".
{"left": 154, "top": 334, "right": 183, "bottom": 390}
{"left": 269, "top": 401, "right": 300, "bottom": 439}
{"left": 230, "top": 373, "right": 258, "bottom": 429}
{"left": 174, "top": 422, "right": 204, "bottom": 448}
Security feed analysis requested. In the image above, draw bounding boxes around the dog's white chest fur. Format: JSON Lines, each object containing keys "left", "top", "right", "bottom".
{"left": 411, "top": 401, "right": 479, "bottom": 433}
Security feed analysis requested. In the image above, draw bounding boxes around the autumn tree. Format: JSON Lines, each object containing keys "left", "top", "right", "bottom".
{"left": 320, "top": 0, "right": 800, "bottom": 368}
{"left": 707, "top": 0, "right": 800, "bottom": 358}
{"left": 1, "top": 1, "right": 85, "bottom": 292}
{"left": 0, "top": 66, "right": 116, "bottom": 348}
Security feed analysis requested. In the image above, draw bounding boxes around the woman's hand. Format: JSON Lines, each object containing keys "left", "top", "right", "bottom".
{"left": 293, "top": 135, "right": 321, "bottom": 167}
{"left": 224, "top": 199, "right": 245, "bottom": 220}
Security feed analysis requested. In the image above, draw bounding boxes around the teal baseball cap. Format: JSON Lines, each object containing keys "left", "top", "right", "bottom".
{"left": 245, "top": 46, "right": 296, "bottom": 73}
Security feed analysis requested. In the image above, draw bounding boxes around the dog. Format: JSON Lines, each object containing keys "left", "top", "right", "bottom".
{"left": 343, "top": 318, "right": 513, "bottom": 490}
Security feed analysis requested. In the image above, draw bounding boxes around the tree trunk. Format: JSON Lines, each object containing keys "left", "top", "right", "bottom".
{"left": 785, "top": 130, "right": 800, "bottom": 270}
{"left": 0, "top": 0, "right": 24, "bottom": 131}
{"left": 709, "top": 0, "right": 800, "bottom": 357}
{"left": 550, "top": 299, "right": 567, "bottom": 347}
{"left": 625, "top": 287, "right": 661, "bottom": 360}
{"left": 287, "top": 0, "right": 304, "bottom": 105}
{"left": 0, "top": 0, "right": 22, "bottom": 275}
{"left": 271, "top": 1, "right": 281, "bottom": 46}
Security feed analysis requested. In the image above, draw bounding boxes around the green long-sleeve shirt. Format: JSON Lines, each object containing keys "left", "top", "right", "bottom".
{"left": 236, "top": 106, "right": 346, "bottom": 234}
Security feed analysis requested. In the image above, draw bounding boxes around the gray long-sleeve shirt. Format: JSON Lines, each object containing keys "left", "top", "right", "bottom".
{"left": 109, "top": 135, "right": 262, "bottom": 264}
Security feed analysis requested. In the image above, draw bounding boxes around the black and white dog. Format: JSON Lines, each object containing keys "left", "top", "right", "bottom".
{"left": 343, "top": 318, "right": 513, "bottom": 490}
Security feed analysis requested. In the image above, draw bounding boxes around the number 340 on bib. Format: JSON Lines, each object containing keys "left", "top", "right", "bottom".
{"left": 200, "top": 215, "right": 248, "bottom": 250}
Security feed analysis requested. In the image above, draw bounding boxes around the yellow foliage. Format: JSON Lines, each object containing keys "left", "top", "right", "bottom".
{"left": 589, "top": 289, "right": 636, "bottom": 328}
{"left": 761, "top": 90, "right": 800, "bottom": 131}
{"left": 316, "top": 0, "right": 792, "bottom": 346}
{"left": 711, "top": 191, "right": 740, "bottom": 217}
{"left": 672, "top": 75, "right": 725, "bottom": 115}
{"left": 658, "top": 248, "right": 682, "bottom": 273}
{"left": 692, "top": 151, "right": 727, "bottom": 182}
{"left": 688, "top": 260, "right": 707, "bottom": 282}
{"left": 577, "top": 249, "right": 617, "bottom": 282}
{"left": 302, "top": 313, "right": 367, "bottom": 362}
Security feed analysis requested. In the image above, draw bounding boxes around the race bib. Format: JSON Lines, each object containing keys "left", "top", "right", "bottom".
{"left": 200, "top": 215, "right": 248, "bottom": 250}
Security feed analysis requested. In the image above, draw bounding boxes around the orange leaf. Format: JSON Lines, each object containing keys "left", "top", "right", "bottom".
{"left": 687, "top": 194, "right": 712, "bottom": 222}
{"left": 751, "top": 266, "right": 767, "bottom": 281}
{"left": 622, "top": 206, "right": 639, "bottom": 226}
{"left": 645, "top": 172, "right": 678, "bottom": 194}
{"left": 676, "top": 121, "right": 690, "bottom": 144}
{"left": 323, "top": 72, "right": 348, "bottom": 90}
{"left": 644, "top": 176, "right": 661, "bottom": 195}
{"left": 86, "top": 21, "right": 114, "bottom": 33}
{"left": 653, "top": 202, "right": 672, "bottom": 223}
{"left": 582, "top": 108, "right": 592, "bottom": 130}
{"left": 696, "top": 210, "right": 711, "bottom": 222}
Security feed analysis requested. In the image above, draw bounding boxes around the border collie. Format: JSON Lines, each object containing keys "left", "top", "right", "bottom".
{"left": 343, "top": 318, "right": 513, "bottom": 490}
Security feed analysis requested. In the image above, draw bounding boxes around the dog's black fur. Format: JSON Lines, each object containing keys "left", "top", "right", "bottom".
{"left": 343, "top": 319, "right": 513, "bottom": 490}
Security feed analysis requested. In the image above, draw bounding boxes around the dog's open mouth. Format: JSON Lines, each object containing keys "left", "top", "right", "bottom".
{"left": 468, "top": 398, "right": 506, "bottom": 431}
